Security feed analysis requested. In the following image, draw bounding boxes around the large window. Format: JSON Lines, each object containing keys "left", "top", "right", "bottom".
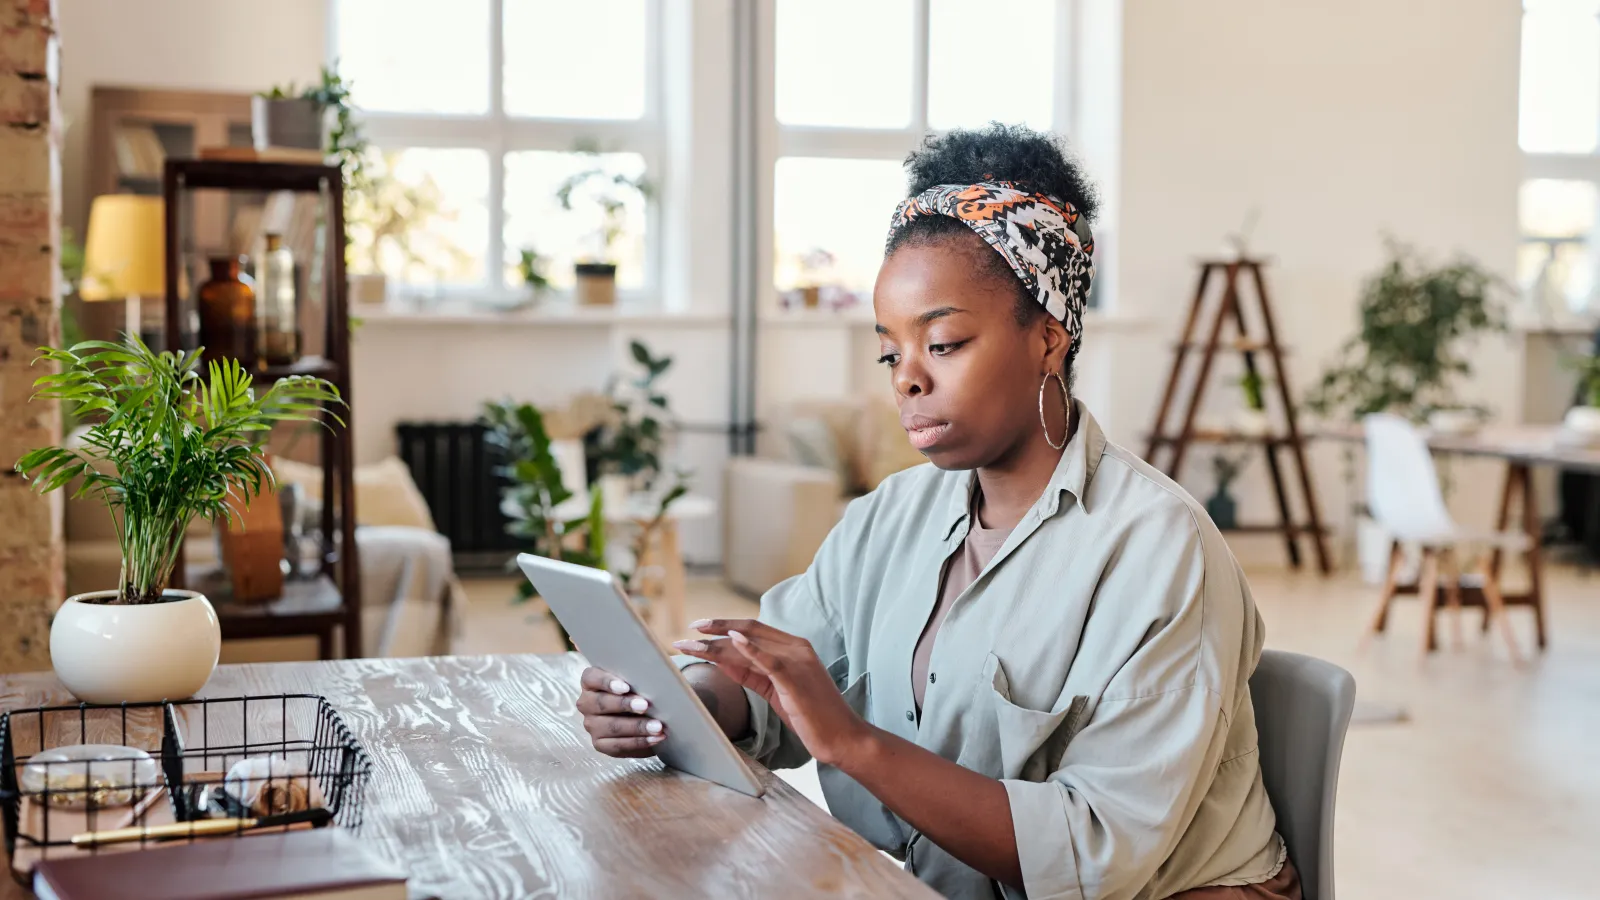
{"left": 334, "top": 0, "right": 658, "bottom": 298}
{"left": 769, "top": 0, "right": 1069, "bottom": 310}
{"left": 1520, "top": 0, "right": 1600, "bottom": 314}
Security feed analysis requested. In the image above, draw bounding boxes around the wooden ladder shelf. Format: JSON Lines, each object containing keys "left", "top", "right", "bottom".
{"left": 1144, "top": 258, "right": 1331, "bottom": 574}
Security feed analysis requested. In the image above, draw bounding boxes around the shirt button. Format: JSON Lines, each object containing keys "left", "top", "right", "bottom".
{"left": 929, "top": 672, "right": 937, "bottom": 683}
{"left": 905, "top": 710, "right": 915, "bottom": 721}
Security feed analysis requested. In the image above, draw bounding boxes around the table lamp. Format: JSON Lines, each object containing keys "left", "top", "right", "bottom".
{"left": 80, "top": 194, "right": 165, "bottom": 342}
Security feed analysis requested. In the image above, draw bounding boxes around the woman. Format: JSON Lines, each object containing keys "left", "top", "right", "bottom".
{"left": 576, "top": 124, "right": 1299, "bottom": 900}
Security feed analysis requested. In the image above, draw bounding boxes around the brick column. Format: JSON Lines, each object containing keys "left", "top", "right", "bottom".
{"left": 0, "top": 0, "right": 62, "bottom": 673}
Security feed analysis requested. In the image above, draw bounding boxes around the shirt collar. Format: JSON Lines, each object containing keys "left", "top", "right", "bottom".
{"left": 942, "top": 399, "right": 1107, "bottom": 538}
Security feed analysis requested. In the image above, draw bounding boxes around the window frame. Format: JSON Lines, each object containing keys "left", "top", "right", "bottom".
{"left": 327, "top": 0, "right": 666, "bottom": 302}
{"left": 1519, "top": 1, "right": 1600, "bottom": 316}
{"left": 761, "top": 0, "right": 1078, "bottom": 313}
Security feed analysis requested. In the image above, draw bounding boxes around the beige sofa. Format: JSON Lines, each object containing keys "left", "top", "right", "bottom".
{"left": 723, "top": 397, "right": 924, "bottom": 597}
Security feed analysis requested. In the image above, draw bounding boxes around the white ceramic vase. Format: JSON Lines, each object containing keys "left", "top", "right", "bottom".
{"left": 51, "top": 590, "right": 221, "bottom": 704}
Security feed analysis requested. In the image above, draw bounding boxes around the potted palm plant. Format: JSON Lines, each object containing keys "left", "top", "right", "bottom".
{"left": 555, "top": 147, "right": 652, "bottom": 307}
{"left": 15, "top": 336, "right": 340, "bottom": 703}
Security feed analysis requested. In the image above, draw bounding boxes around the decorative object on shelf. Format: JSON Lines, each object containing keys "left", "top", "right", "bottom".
{"left": 797, "top": 248, "right": 836, "bottom": 309}
{"left": 1144, "top": 257, "right": 1330, "bottom": 573}
{"left": 555, "top": 142, "right": 653, "bottom": 305}
{"left": 255, "top": 233, "right": 300, "bottom": 365}
{"left": 255, "top": 66, "right": 360, "bottom": 157}
{"left": 219, "top": 463, "right": 286, "bottom": 603}
{"left": 1234, "top": 370, "right": 1271, "bottom": 437}
{"left": 1206, "top": 453, "right": 1247, "bottom": 530}
{"left": 198, "top": 255, "right": 257, "bottom": 370}
{"left": 13, "top": 335, "right": 341, "bottom": 702}
{"left": 80, "top": 194, "right": 165, "bottom": 344}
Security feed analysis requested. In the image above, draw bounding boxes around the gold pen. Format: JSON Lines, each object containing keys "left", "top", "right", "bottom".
{"left": 70, "top": 808, "right": 333, "bottom": 847}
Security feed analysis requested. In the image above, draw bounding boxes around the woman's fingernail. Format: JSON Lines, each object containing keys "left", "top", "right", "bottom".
{"left": 630, "top": 697, "right": 648, "bottom": 713}
{"left": 609, "top": 679, "right": 630, "bottom": 694}
{"left": 647, "top": 735, "right": 666, "bottom": 744}
{"left": 645, "top": 720, "right": 663, "bottom": 735}
{"left": 672, "top": 640, "right": 708, "bottom": 652}
{"left": 729, "top": 630, "right": 748, "bottom": 644}
{"left": 689, "top": 619, "right": 712, "bottom": 630}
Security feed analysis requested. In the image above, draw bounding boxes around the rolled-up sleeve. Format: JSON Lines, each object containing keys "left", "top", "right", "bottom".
{"left": 1002, "top": 510, "right": 1242, "bottom": 900}
{"left": 672, "top": 504, "right": 854, "bottom": 770}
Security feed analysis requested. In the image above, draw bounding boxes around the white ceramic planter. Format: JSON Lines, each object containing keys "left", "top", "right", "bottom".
{"left": 51, "top": 590, "right": 221, "bottom": 704}
{"left": 1564, "top": 405, "right": 1600, "bottom": 439}
{"left": 1233, "top": 408, "right": 1272, "bottom": 437}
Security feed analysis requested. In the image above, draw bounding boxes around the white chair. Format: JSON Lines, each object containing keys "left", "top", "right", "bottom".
{"left": 1362, "top": 413, "right": 1527, "bottom": 661}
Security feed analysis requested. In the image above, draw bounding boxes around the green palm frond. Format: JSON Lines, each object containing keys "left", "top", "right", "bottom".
{"left": 13, "top": 336, "right": 343, "bottom": 604}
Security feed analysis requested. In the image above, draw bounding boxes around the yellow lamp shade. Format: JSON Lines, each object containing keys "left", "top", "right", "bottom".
{"left": 80, "top": 194, "right": 165, "bottom": 300}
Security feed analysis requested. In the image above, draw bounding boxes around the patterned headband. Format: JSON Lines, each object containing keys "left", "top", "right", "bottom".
{"left": 887, "top": 181, "right": 1094, "bottom": 357}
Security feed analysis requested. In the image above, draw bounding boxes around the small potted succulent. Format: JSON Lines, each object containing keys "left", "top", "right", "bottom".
{"left": 15, "top": 336, "right": 340, "bottom": 703}
{"left": 1234, "top": 370, "right": 1271, "bottom": 437}
{"left": 796, "top": 248, "right": 836, "bottom": 310}
{"left": 554, "top": 145, "right": 652, "bottom": 307}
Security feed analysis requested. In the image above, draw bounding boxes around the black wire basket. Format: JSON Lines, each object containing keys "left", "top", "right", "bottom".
{"left": 0, "top": 694, "right": 371, "bottom": 884}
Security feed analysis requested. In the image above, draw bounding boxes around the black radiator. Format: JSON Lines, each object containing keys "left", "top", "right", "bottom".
{"left": 395, "top": 421, "right": 518, "bottom": 565}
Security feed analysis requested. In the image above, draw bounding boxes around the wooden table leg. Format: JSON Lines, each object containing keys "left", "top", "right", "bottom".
{"left": 1516, "top": 464, "right": 1548, "bottom": 650}
{"left": 659, "top": 520, "right": 687, "bottom": 640}
{"left": 318, "top": 627, "right": 336, "bottom": 661}
{"left": 1440, "top": 547, "right": 1464, "bottom": 650}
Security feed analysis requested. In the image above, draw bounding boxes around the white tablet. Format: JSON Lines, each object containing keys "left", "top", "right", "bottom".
{"left": 516, "top": 553, "right": 765, "bottom": 798}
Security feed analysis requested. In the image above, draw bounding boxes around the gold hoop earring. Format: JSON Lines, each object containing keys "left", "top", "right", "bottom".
{"left": 1039, "top": 372, "right": 1070, "bottom": 450}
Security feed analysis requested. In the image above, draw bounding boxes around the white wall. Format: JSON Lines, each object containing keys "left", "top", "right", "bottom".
{"left": 1104, "top": 0, "right": 1524, "bottom": 560}
{"left": 56, "top": 0, "right": 328, "bottom": 234}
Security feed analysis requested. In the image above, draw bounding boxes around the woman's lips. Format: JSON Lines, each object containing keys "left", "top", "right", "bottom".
{"left": 902, "top": 416, "right": 950, "bottom": 451}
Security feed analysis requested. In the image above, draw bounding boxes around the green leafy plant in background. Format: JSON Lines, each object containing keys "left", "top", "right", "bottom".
{"left": 346, "top": 149, "right": 469, "bottom": 282}
{"left": 555, "top": 140, "right": 653, "bottom": 265}
{"left": 1568, "top": 353, "right": 1600, "bottom": 409}
{"left": 1306, "top": 238, "right": 1509, "bottom": 423}
{"left": 484, "top": 400, "right": 605, "bottom": 650}
{"left": 263, "top": 65, "right": 368, "bottom": 198}
{"left": 517, "top": 246, "right": 552, "bottom": 293}
{"left": 14, "top": 336, "right": 342, "bottom": 604}
{"left": 1239, "top": 369, "right": 1266, "bottom": 411}
{"left": 589, "top": 340, "right": 674, "bottom": 485}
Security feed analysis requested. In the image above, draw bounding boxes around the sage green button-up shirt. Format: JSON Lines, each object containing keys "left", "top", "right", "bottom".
{"left": 686, "top": 403, "right": 1285, "bottom": 900}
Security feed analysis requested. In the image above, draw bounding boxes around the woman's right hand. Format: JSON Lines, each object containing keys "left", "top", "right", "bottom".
{"left": 577, "top": 666, "right": 668, "bottom": 758}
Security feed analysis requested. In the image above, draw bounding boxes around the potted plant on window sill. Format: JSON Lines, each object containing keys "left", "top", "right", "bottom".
{"left": 15, "top": 336, "right": 341, "bottom": 703}
{"left": 1564, "top": 353, "right": 1600, "bottom": 442}
{"left": 555, "top": 146, "right": 652, "bottom": 307}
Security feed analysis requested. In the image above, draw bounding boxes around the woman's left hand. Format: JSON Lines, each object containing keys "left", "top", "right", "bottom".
{"left": 673, "top": 619, "right": 870, "bottom": 766}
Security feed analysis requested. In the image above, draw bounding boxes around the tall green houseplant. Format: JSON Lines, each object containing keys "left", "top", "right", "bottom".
{"left": 1307, "top": 239, "right": 1508, "bottom": 422}
{"left": 15, "top": 336, "right": 342, "bottom": 604}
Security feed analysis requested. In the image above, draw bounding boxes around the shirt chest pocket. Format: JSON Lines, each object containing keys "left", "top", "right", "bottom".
{"left": 979, "top": 652, "right": 1090, "bottom": 783}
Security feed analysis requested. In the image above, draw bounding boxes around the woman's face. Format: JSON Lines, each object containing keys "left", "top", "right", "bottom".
{"left": 873, "top": 234, "right": 1070, "bottom": 471}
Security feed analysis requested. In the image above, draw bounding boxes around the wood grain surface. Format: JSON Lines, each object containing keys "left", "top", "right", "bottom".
{"left": 2, "top": 655, "right": 936, "bottom": 900}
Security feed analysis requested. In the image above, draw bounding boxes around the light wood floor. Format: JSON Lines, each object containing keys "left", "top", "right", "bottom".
{"left": 458, "top": 561, "right": 1600, "bottom": 899}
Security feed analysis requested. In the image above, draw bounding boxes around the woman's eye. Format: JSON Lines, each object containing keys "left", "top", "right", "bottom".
{"left": 876, "top": 352, "right": 901, "bottom": 367}
{"left": 929, "top": 340, "right": 966, "bottom": 357}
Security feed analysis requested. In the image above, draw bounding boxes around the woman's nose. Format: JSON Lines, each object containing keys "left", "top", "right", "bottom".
{"left": 894, "top": 357, "right": 929, "bottom": 397}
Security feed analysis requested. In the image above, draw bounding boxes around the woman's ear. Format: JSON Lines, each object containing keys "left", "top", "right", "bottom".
{"left": 1041, "top": 317, "right": 1071, "bottom": 376}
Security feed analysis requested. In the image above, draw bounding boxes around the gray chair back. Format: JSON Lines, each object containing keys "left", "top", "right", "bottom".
{"left": 1249, "top": 649, "right": 1357, "bottom": 900}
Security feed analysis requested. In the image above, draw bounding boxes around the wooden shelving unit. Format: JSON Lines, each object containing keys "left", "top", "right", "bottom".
{"left": 1144, "top": 258, "right": 1331, "bottom": 574}
{"left": 161, "top": 159, "right": 361, "bottom": 659}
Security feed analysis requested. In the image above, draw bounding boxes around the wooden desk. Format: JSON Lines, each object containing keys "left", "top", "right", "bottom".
{"left": 1313, "top": 423, "right": 1600, "bottom": 648}
{"left": 1, "top": 655, "right": 934, "bottom": 900}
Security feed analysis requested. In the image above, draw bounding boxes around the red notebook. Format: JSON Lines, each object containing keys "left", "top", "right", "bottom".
{"left": 31, "top": 829, "right": 408, "bottom": 900}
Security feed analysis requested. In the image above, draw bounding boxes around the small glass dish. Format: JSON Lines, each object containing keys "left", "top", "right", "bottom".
{"left": 19, "top": 744, "right": 158, "bottom": 810}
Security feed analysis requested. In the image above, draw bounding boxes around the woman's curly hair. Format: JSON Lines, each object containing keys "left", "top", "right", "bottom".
{"left": 886, "top": 123, "right": 1099, "bottom": 384}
